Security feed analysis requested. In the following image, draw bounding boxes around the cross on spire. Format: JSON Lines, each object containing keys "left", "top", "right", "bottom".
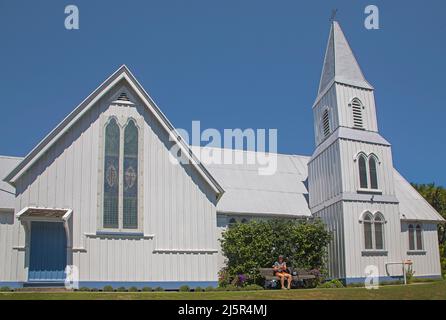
{"left": 329, "top": 9, "right": 338, "bottom": 23}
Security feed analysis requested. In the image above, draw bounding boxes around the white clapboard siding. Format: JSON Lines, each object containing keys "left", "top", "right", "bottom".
{"left": 11, "top": 83, "right": 219, "bottom": 283}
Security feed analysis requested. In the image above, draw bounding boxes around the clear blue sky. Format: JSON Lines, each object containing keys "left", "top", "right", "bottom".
{"left": 0, "top": 0, "right": 445, "bottom": 185}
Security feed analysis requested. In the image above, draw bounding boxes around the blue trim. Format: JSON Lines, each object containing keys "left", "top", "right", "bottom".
{"left": 78, "top": 281, "right": 218, "bottom": 290}
{"left": 344, "top": 274, "right": 442, "bottom": 285}
{"left": 0, "top": 282, "right": 24, "bottom": 289}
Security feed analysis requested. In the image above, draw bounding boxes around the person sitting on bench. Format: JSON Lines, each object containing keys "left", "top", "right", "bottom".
{"left": 273, "top": 255, "right": 292, "bottom": 290}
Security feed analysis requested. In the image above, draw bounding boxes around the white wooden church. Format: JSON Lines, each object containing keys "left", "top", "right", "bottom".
{"left": 0, "top": 21, "right": 443, "bottom": 288}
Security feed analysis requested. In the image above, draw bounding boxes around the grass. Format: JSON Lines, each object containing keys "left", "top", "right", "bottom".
{"left": 0, "top": 281, "right": 445, "bottom": 300}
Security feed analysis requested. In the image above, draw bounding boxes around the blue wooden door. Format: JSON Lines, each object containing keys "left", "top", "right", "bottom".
{"left": 29, "top": 222, "right": 67, "bottom": 282}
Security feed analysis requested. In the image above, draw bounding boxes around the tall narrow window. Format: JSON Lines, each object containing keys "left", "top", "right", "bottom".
{"left": 358, "top": 155, "right": 368, "bottom": 189}
{"left": 103, "top": 118, "right": 120, "bottom": 229}
{"left": 415, "top": 224, "right": 423, "bottom": 250}
{"left": 374, "top": 214, "right": 385, "bottom": 250}
{"left": 369, "top": 157, "right": 378, "bottom": 190}
{"left": 363, "top": 213, "right": 373, "bottom": 250}
{"left": 408, "top": 224, "right": 415, "bottom": 250}
{"left": 123, "top": 120, "right": 139, "bottom": 229}
{"left": 322, "top": 109, "right": 330, "bottom": 138}
{"left": 351, "top": 98, "right": 364, "bottom": 129}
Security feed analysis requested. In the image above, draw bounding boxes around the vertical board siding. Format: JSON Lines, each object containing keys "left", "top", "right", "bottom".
{"left": 11, "top": 85, "right": 219, "bottom": 283}
{"left": 314, "top": 203, "right": 346, "bottom": 280}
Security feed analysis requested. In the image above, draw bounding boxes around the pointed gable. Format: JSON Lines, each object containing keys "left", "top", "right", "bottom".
{"left": 4, "top": 66, "right": 224, "bottom": 196}
{"left": 318, "top": 21, "right": 373, "bottom": 95}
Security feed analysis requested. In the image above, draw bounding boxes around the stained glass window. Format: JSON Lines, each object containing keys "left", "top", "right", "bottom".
{"left": 103, "top": 118, "right": 120, "bottom": 229}
{"left": 123, "top": 120, "right": 138, "bottom": 229}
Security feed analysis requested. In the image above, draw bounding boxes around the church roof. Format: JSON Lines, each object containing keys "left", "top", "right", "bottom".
{"left": 0, "top": 156, "right": 22, "bottom": 210}
{"left": 318, "top": 21, "right": 373, "bottom": 95}
{"left": 198, "top": 147, "right": 311, "bottom": 218}
{"left": 394, "top": 170, "right": 445, "bottom": 222}
{"left": 200, "top": 147, "right": 444, "bottom": 222}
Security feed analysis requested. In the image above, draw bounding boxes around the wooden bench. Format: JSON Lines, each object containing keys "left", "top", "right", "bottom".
{"left": 259, "top": 267, "right": 316, "bottom": 289}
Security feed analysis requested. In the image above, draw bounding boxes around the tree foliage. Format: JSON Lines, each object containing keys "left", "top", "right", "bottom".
{"left": 219, "top": 219, "right": 331, "bottom": 284}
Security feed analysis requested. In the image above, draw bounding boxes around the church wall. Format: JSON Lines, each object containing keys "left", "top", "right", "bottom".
{"left": 308, "top": 140, "right": 343, "bottom": 209}
{"left": 338, "top": 139, "right": 395, "bottom": 196}
{"left": 400, "top": 222, "right": 442, "bottom": 278}
{"left": 342, "top": 201, "right": 405, "bottom": 282}
{"left": 9, "top": 84, "right": 219, "bottom": 286}
{"left": 313, "top": 84, "right": 338, "bottom": 146}
{"left": 313, "top": 202, "right": 346, "bottom": 280}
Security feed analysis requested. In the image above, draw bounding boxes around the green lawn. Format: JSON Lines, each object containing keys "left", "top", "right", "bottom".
{"left": 0, "top": 281, "right": 445, "bottom": 300}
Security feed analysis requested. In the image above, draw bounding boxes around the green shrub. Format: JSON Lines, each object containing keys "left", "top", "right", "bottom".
{"left": 205, "top": 286, "right": 215, "bottom": 292}
{"left": 117, "top": 287, "right": 127, "bottom": 292}
{"left": 317, "top": 279, "right": 344, "bottom": 289}
{"left": 90, "top": 288, "right": 99, "bottom": 292}
{"left": 128, "top": 286, "right": 138, "bottom": 292}
{"left": 179, "top": 285, "right": 190, "bottom": 292}
{"left": 220, "top": 219, "right": 331, "bottom": 285}
{"left": 0, "top": 286, "right": 11, "bottom": 292}
{"left": 103, "top": 285, "right": 114, "bottom": 292}
{"left": 194, "top": 286, "right": 203, "bottom": 292}
{"left": 142, "top": 287, "right": 153, "bottom": 292}
{"left": 223, "top": 285, "right": 240, "bottom": 291}
{"left": 154, "top": 286, "right": 164, "bottom": 291}
{"left": 242, "top": 284, "right": 264, "bottom": 291}
{"left": 79, "top": 287, "right": 90, "bottom": 292}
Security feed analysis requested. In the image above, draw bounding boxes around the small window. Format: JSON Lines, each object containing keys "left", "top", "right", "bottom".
{"left": 228, "top": 218, "right": 237, "bottom": 228}
{"left": 363, "top": 213, "right": 373, "bottom": 250}
{"left": 351, "top": 98, "right": 364, "bottom": 129}
{"left": 241, "top": 218, "right": 248, "bottom": 224}
{"left": 322, "top": 109, "right": 330, "bottom": 138}
{"left": 374, "top": 214, "right": 385, "bottom": 250}
{"left": 415, "top": 224, "right": 423, "bottom": 250}
{"left": 358, "top": 155, "right": 368, "bottom": 189}
{"left": 408, "top": 224, "right": 415, "bottom": 250}
{"left": 369, "top": 157, "right": 378, "bottom": 190}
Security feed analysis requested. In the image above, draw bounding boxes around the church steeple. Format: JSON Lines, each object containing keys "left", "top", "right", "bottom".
{"left": 318, "top": 21, "right": 373, "bottom": 95}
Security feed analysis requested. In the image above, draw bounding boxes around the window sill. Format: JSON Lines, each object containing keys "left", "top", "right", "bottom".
{"left": 407, "top": 250, "right": 426, "bottom": 255}
{"left": 357, "top": 188, "right": 382, "bottom": 195}
{"left": 87, "top": 231, "right": 154, "bottom": 239}
{"left": 362, "top": 250, "right": 388, "bottom": 256}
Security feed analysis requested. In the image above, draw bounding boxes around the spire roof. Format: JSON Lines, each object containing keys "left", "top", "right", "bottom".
{"left": 318, "top": 21, "right": 373, "bottom": 94}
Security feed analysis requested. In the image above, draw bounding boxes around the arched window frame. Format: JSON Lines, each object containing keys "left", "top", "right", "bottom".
{"left": 354, "top": 152, "right": 381, "bottom": 192}
{"left": 350, "top": 98, "right": 365, "bottom": 130}
{"left": 360, "top": 211, "right": 386, "bottom": 251}
{"left": 99, "top": 115, "right": 143, "bottom": 233}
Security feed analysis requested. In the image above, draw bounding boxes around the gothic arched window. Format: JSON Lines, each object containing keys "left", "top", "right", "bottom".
{"left": 363, "top": 213, "right": 373, "bottom": 250}
{"left": 374, "top": 213, "right": 385, "bottom": 250}
{"left": 362, "top": 212, "right": 386, "bottom": 250}
{"left": 369, "top": 156, "right": 379, "bottom": 190}
{"left": 351, "top": 98, "right": 364, "bottom": 129}
{"left": 358, "top": 155, "right": 368, "bottom": 189}
{"left": 123, "top": 120, "right": 139, "bottom": 229}
{"left": 103, "top": 118, "right": 120, "bottom": 229}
